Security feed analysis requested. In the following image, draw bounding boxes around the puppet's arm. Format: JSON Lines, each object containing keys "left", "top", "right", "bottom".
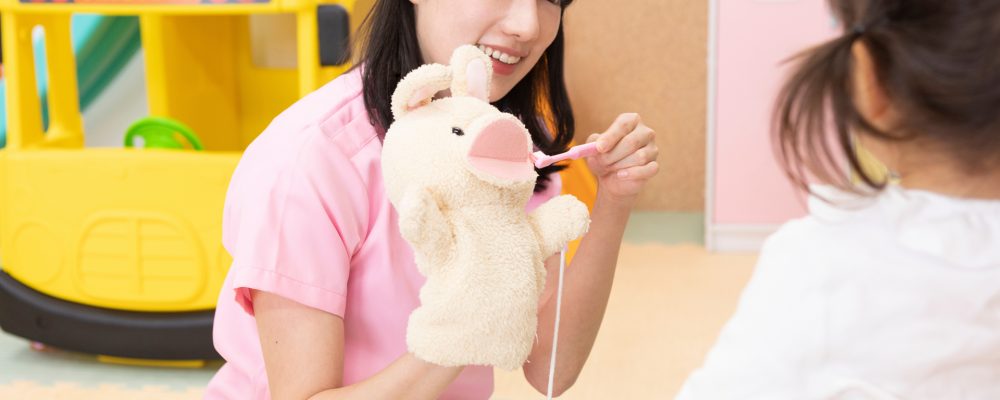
{"left": 529, "top": 194, "right": 591, "bottom": 260}
{"left": 398, "top": 187, "right": 455, "bottom": 273}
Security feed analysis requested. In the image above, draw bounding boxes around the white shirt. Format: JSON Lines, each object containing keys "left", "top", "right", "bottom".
{"left": 678, "top": 185, "right": 1000, "bottom": 399}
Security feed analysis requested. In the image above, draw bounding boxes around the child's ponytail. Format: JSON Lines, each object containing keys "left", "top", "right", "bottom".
{"left": 773, "top": 30, "right": 879, "bottom": 194}
{"left": 773, "top": 0, "right": 1000, "bottom": 195}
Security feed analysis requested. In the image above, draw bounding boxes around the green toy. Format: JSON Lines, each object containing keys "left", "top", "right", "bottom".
{"left": 124, "top": 116, "right": 204, "bottom": 150}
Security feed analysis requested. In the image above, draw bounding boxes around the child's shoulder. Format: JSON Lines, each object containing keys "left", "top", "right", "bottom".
{"left": 760, "top": 185, "right": 903, "bottom": 266}
{"left": 766, "top": 184, "right": 1000, "bottom": 269}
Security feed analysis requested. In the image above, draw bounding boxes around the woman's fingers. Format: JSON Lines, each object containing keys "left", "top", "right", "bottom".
{"left": 615, "top": 161, "right": 660, "bottom": 180}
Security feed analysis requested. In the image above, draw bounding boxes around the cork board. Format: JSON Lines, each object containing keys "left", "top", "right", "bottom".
{"left": 563, "top": 1, "right": 707, "bottom": 211}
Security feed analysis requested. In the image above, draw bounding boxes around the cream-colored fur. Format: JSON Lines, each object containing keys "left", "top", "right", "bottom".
{"left": 381, "top": 45, "right": 590, "bottom": 370}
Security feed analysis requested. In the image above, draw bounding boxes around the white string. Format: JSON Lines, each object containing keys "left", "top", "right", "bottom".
{"left": 546, "top": 246, "right": 567, "bottom": 400}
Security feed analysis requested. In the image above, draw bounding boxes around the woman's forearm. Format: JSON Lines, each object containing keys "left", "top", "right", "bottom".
{"left": 523, "top": 191, "right": 634, "bottom": 395}
{"left": 309, "top": 354, "right": 463, "bottom": 400}
{"left": 254, "top": 290, "right": 464, "bottom": 400}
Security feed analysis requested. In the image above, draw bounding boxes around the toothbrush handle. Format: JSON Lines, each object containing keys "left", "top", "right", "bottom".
{"left": 566, "top": 142, "right": 600, "bottom": 159}
{"left": 551, "top": 142, "right": 600, "bottom": 163}
{"left": 533, "top": 142, "right": 601, "bottom": 168}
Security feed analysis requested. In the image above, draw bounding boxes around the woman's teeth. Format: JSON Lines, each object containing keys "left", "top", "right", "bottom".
{"left": 477, "top": 44, "right": 521, "bottom": 65}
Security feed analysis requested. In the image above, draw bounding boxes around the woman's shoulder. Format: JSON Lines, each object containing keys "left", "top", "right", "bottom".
{"left": 258, "top": 68, "right": 378, "bottom": 156}
{"left": 228, "top": 69, "right": 380, "bottom": 206}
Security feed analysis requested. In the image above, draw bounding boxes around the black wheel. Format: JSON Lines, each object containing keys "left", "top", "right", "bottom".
{"left": 0, "top": 271, "right": 220, "bottom": 360}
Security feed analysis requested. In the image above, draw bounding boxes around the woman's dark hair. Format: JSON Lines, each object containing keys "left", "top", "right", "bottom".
{"left": 774, "top": 0, "right": 1000, "bottom": 195}
{"left": 353, "top": 0, "right": 576, "bottom": 192}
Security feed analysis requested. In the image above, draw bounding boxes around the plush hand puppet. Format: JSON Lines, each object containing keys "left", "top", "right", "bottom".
{"left": 381, "top": 45, "right": 591, "bottom": 370}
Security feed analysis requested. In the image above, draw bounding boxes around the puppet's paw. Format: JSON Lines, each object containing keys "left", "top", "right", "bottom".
{"left": 397, "top": 189, "right": 434, "bottom": 242}
{"left": 548, "top": 195, "right": 591, "bottom": 240}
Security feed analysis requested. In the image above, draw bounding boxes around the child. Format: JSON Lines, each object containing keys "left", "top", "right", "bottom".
{"left": 679, "top": 0, "right": 1000, "bottom": 398}
{"left": 205, "top": 0, "right": 660, "bottom": 399}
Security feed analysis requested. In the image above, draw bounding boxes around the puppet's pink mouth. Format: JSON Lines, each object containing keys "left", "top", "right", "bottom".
{"left": 466, "top": 118, "right": 535, "bottom": 182}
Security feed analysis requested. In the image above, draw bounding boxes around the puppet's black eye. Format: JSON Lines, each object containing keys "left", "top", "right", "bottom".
{"left": 452, "top": 127, "right": 465, "bottom": 136}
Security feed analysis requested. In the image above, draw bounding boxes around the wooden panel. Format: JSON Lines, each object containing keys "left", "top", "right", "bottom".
{"left": 563, "top": 1, "right": 707, "bottom": 211}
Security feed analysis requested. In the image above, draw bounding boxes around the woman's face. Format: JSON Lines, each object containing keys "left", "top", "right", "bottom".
{"left": 411, "top": 0, "right": 563, "bottom": 102}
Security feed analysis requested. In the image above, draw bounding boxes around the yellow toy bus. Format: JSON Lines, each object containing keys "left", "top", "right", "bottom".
{"left": 0, "top": 0, "right": 360, "bottom": 363}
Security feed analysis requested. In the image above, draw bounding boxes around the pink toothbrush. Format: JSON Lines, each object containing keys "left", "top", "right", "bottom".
{"left": 532, "top": 142, "right": 600, "bottom": 168}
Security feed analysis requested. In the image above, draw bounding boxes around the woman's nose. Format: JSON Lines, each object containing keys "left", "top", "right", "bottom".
{"left": 500, "top": 0, "right": 541, "bottom": 43}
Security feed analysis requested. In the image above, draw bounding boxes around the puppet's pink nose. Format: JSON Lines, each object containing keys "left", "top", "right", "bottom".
{"left": 467, "top": 118, "right": 535, "bottom": 181}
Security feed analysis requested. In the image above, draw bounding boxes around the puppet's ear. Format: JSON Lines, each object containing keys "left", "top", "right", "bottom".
{"left": 449, "top": 45, "right": 492, "bottom": 101}
{"left": 391, "top": 64, "right": 453, "bottom": 119}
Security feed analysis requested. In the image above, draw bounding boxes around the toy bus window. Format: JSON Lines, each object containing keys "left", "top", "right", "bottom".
{"left": 32, "top": 26, "right": 50, "bottom": 134}
{"left": 69, "top": 16, "right": 147, "bottom": 148}
{"left": 82, "top": 50, "right": 147, "bottom": 148}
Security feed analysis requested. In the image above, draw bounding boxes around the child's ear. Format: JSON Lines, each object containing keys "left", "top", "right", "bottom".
{"left": 449, "top": 45, "right": 492, "bottom": 102}
{"left": 852, "top": 42, "right": 896, "bottom": 130}
{"left": 391, "top": 64, "right": 453, "bottom": 119}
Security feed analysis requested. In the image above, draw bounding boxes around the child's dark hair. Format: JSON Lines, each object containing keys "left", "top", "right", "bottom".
{"left": 353, "top": 0, "right": 576, "bottom": 193}
{"left": 774, "top": 0, "right": 1000, "bottom": 194}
